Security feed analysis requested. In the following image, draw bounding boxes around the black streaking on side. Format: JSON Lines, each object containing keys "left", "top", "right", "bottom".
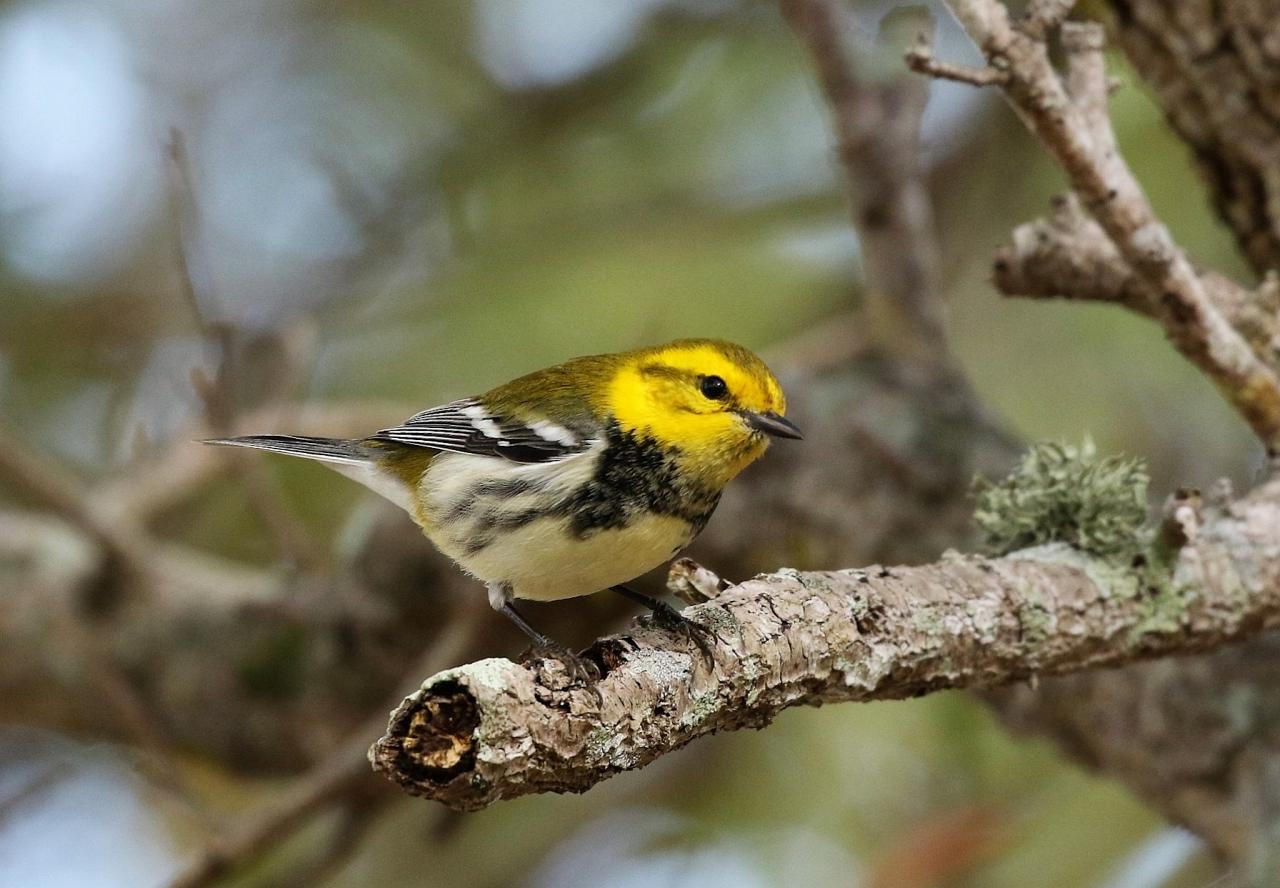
{"left": 448, "top": 421, "right": 723, "bottom": 556}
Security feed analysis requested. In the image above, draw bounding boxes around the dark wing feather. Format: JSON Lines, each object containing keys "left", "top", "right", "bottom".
{"left": 369, "top": 398, "right": 592, "bottom": 464}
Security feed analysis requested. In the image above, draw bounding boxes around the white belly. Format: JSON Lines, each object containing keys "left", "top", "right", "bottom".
{"left": 414, "top": 447, "right": 698, "bottom": 601}
{"left": 457, "top": 509, "right": 694, "bottom": 601}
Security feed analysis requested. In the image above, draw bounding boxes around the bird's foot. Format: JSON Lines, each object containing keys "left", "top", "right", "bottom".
{"left": 648, "top": 600, "right": 717, "bottom": 665}
{"left": 520, "top": 641, "right": 602, "bottom": 686}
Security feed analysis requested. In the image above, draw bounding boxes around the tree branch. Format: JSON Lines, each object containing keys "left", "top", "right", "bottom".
{"left": 903, "top": 49, "right": 1009, "bottom": 86}
{"left": 991, "top": 192, "right": 1280, "bottom": 358}
{"left": 1104, "top": 0, "right": 1280, "bottom": 275}
{"left": 370, "top": 476, "right": 1280, "bottom": 810}
{"left": 919, "top": 3, "right": 1280, "bottom": 452}
{"left": 1020, "top": 0, "right": 1076, "bottom": 40}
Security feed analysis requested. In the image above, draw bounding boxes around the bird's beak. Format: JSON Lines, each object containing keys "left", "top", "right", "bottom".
{"left": 742, "top": 410, "right": 803, "bottom": 440}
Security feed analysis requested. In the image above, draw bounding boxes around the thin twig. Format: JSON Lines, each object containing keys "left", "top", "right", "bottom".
{"left": 904, "top": 44, "right": 1009, "bottom": 86}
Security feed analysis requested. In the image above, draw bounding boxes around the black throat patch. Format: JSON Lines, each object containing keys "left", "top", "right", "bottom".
{"left": 563, "top": 421, "right": 721, "bottom": 538}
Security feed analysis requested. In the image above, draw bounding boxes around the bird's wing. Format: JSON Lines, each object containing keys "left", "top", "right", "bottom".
{"left": 369, "top": 398, "right": 596, "bottom": 464}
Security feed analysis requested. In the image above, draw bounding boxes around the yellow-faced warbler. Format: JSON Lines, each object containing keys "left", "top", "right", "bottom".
{"left": 206, "top": 338, "right": 800, "bottom": 676}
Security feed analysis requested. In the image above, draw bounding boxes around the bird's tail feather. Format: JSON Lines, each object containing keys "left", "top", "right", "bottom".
{"left": 203, "top": 435, "right": 374, "bottom": 465}
{"left": 204, "top": 435, "right": 415, "bottom": 512}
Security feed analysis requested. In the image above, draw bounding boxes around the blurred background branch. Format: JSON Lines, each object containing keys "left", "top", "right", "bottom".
{"left": 781, "top": 0, "right": 948, "bottom": 361}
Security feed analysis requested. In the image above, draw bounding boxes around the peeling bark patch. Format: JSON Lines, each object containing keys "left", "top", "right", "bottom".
{"left": 849, "top": 591, "right": 887, "bottom": 635}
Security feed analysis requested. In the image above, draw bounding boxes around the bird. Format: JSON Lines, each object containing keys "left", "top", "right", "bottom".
{"left": 205, "top": 338, "right": 801, "bottom": 678}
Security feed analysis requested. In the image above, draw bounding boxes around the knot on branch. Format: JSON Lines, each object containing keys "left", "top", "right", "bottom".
{"left": 973, "top": 440, "right": 1149, "bottom": 557}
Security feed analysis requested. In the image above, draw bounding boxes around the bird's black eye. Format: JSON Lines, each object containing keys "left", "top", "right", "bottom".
{"left": 699, "top": 375, "right": 729, "bottom": 400}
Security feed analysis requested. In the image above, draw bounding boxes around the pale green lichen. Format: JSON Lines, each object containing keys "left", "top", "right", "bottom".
{"left": 1006, "top": 535, "right": 1190, "bottom": 646}
{"left": 847, "top": 590, "right": 874, "bottom": 620}
{"left": 1014, "top": 579, "right": 1053, "bottom": 646}
{"left": 973, "top": 439, "right": 1150, "bottom": 558}
{"left": 910, "top": 607, "right": 942, "bottom": 636}
{"left": 585, "top": 725, "right": 615, "bottom": 761}
{"left": 628, "top": 650, "right": 690, "bottom": 684}
{"left": 696, "top": 605, "right": 741, "bottom": 638}
{"left": 679, "top": 690, "right": 720, "bottom": 730}
{"left": 1006, "top": 542, "right": 1144, "bottom": 601}
{"left": 1128, "top": 579, "right": 1195, "bottom": 643}
{"left": 834, "top": 648, "right": 894, "bottom": 691}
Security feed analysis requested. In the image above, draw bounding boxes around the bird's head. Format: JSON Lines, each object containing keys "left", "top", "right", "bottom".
{"left": 605, "top": 339, "right": 801, "bottom": 486}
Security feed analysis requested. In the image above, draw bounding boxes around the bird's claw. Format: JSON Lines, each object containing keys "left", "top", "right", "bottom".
{"left": 648, "top": 601, "right": 717, "bottom": 665}
{"left": 521, "top": 641, "right": 602, "bottom": 687}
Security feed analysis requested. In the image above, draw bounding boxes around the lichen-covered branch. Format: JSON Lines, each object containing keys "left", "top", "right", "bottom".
{"left": 991, "top": 4, "right": 1280, "bottom": 870}
{"left": 370, "top": 473, "right": 1280, "bottom": 811}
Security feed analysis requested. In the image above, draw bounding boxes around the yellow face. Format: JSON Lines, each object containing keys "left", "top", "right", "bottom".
{"left": 606, "top": 340, "right": 799, "bottom": 486}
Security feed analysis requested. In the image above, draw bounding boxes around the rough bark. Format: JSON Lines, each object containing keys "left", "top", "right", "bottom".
{"left": 5, "top": 0, "right": 1280, "bottom": 881}
{"left": 1108, "top": 0, "right": 1280, "bottom": 275}
{"left": 369, "top": 477, "right": 1280, "bottom": 812}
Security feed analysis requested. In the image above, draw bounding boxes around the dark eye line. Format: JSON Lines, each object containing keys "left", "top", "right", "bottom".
{"left": 640, "top": 363, "right": 685, "bottom": 381}
{"left": 642, "top": 364, "right": 739, "bottom": 407}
